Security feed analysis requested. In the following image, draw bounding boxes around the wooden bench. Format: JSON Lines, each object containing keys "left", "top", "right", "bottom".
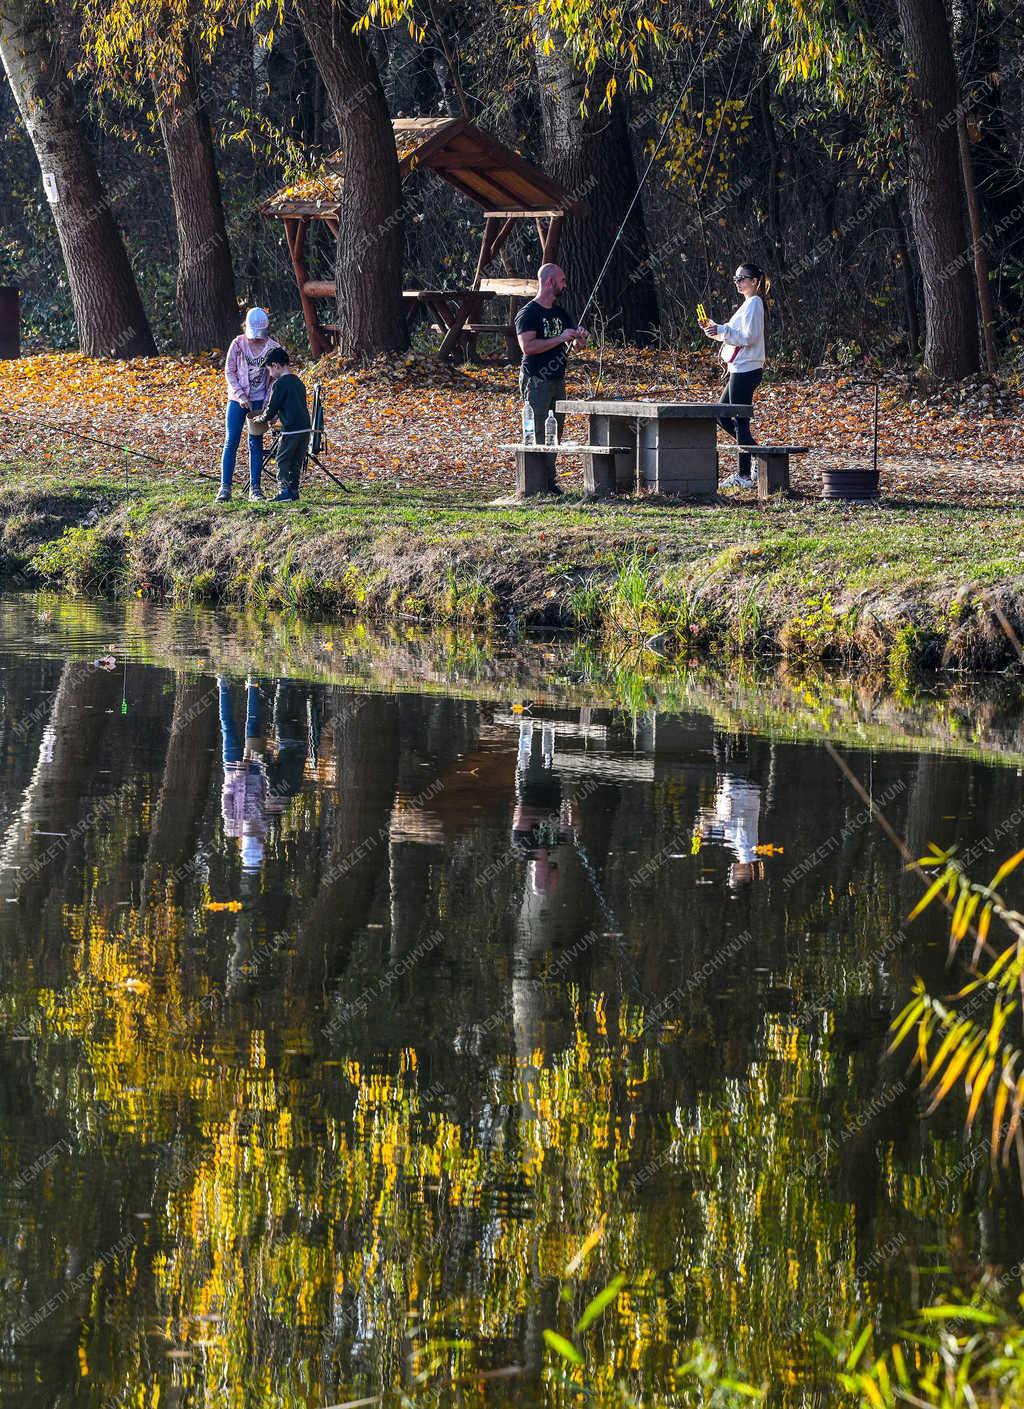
{"left": 465, "top": 322, "right": 519, "bottom": 363}
{"left": 721, "top": 445, "right": 810, "bottom": 499}
{"left": 499, "top": 443, "right": 630, "bottom": 498}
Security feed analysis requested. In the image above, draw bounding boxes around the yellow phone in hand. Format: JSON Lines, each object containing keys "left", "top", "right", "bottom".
{"left": 696, "top": 302, "right": 708, "bottom": 324}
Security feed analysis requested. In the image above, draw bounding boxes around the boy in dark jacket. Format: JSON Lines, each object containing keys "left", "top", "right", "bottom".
{"left": 259, "top": 348, "right": 311, "bottom": 502}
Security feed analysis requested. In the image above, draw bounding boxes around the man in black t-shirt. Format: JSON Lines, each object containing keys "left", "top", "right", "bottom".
{"left": 515, "top": 264, "right": 588, "bottom": 489}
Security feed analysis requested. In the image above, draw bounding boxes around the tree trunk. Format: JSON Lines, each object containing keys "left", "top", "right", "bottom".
{"left": 533, "top": 34, "right": 658, "bottom": 341}
{"left": 155, "top": 45, "right": 239, "bottom": 353}
{"left": 893, "top": 0, "right": 979, "bottom": 378}
{"left": 292, "top": 0, "right": 408, "bottom": 357}
{"left": 889, "top": 195, "right": 921, "bottom": 357}
{"left": 141, "top": 674, "right": 217, "bottom": 903}
{"left": 0, "top": 0, "right": 155, "bottom": 357}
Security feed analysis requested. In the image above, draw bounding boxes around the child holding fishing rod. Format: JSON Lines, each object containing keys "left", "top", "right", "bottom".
{"left": 699, "top": 264, "right": 768, "bottom": 491}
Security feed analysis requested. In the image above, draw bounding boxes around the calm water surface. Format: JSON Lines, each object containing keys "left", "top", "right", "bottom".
{"left": 1, "top": 595, "right": 1023, "bottom": 1407}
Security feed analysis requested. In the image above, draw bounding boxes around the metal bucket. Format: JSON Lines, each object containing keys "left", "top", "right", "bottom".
{"left": 821, "top": 467, "right": 880, "bottom": 501}
{"left": 0, "top": 287, "right": 20, "bottom": 360}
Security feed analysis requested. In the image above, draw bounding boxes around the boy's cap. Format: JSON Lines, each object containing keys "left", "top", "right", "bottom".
{"left": 245, "top": 307, "right": 270, "bottom": 337}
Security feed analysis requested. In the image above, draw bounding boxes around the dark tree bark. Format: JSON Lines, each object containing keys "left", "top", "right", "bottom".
{"left": 893, "top": 0, "right": 980, "bottom": 377}
{"left": 889, "top": 196, "right": 921, "bottom": 357}
{"left": 292, "top": 0, "right": 408, "bottom": 357}
{"left": 0, "top": 0, "right": 155, "bottom": 357}
{"left": 533, "top": 34, "right": 658, "bottom": 340}
{"left": 155, "top": 45, "right": 239, "bottom": 353}
{"left": 141, "top": 674, "right": 217, "bottom": 902}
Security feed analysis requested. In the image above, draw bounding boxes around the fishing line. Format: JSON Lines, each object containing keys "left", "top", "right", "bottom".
{"left": 577, "top": 14, "right": 727, "bottom": 328}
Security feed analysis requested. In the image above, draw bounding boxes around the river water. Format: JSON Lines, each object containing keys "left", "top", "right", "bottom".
{"left": 1, "top": 594, "right": 1023, "bottom": 1407}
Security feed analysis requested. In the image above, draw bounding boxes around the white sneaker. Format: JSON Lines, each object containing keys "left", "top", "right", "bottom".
{"left": 719, "top": 473, "right": 755, "bottom": 491}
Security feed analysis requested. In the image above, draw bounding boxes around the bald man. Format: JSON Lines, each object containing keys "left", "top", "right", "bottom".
{"left": 515, "top": 264, "right": 588, "bottom": 490}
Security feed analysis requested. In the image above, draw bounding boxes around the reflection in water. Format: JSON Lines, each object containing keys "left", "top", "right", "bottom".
{"left": 1, "top": 602, "right": 1024, "bottom": 1406}
{"left": 696, "top": 736, "right": 767, "bottom": 889}
{"left": 218, "top": 677, "right": 318, "bottom": 874}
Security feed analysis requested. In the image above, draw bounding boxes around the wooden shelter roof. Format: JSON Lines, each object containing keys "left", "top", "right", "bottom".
{"left": 260, "top": 116, "right": 582, "bottom": 219}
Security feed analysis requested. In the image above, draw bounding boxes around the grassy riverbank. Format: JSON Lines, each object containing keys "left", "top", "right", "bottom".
{"left": 4, "top": 465, "right": 1024, "bottom": 673}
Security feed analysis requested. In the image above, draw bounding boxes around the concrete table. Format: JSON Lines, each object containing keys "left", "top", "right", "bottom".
{"left": 556, "top": 400, "right": 753, "bottom": 497}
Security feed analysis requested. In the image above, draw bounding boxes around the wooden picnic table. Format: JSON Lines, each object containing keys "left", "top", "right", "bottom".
{"left": 403, "top": 282, "right": 533, "bottom": 362}
{"left": 403, "top": 288, "right": 489, "bottom": 359}
{"left": 556, "top": 399, "right": 752, "bottom": 497}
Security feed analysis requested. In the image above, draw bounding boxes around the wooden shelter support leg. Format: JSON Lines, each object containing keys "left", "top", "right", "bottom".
{"left": 474, "top": 217, "right": 499, "bottom": 287}
{"left": 474, "top": 217, "right": 516, "bottom": 287}
{"left": 543, "top": 216, "right": 563, "bottom": 265}
{"left": 285, "top": 217, "right": 328, "bottom": 361}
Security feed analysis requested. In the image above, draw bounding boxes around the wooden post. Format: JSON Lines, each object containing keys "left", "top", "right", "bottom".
{"left": 474, "top": 217, "right": 498, "bottom": 288}
{"left": 284, "top": 217, "right": 328, "bottom": 360}
{"left": 542, "top": 215, "right": 563, "bottom": 264}
{"left": 755, "top": 453, "right": 790, "bottom": 499}
{"left": 0, "top": 286, "right": 19, "bottom": 359}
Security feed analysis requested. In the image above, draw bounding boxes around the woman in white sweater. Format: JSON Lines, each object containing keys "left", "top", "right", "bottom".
{"left": 700, "top": 264, "right": 767, "bottom": 489}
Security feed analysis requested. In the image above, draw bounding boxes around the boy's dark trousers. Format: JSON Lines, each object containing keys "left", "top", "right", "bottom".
{"left": 275, "top": 432, "right": 310, "bottom": 496}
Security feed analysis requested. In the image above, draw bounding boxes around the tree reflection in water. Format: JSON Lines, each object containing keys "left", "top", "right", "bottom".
{"left": 1, "top": 607, "right": 1023, "bottom": 1407}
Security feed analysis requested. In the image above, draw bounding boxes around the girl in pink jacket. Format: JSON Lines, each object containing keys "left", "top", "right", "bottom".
{"left": 218, "top": 307, "right": 282, "bottom": 502}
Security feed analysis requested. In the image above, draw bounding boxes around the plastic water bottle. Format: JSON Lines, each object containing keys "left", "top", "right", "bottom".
{"left": 545, "top": 411, "right": 558, "bottom": 446}
{"left": 522, "top": 403, "right": 535, "bottom": 446}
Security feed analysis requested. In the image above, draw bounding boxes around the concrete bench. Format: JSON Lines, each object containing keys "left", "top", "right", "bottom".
{"left": 499, "top": 443, "right": 630, "bottom": 498}
{"left": 721, "top": 445, "right": 810, "bottom": 498}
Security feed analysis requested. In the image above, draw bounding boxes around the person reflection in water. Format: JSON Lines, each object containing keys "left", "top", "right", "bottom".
{"left": 512, "top": 720, "right": 578, "bottom": 891}
{"left": 218, "top": 676, "right": 317, "bottom": 874}
{"left": 219, "top": 676, "right": 318, "bottom": 998}
{"left": 220, "top": 676, "right": 270, "bottom": 873}
{"left": 696, "top": 771, "right": 764, "bottom": 889}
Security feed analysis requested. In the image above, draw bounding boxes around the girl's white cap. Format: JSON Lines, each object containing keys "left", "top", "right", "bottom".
{"left": 245, "top": 307, "right": 269, "bottom": 337}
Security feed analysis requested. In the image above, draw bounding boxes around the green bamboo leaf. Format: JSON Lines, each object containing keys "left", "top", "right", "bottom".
{"left": 575, "top": 1274, "right": 626, "bottom": 1333}
{"left": 542, "top": 1330, "right": 584, "bottom": 1365}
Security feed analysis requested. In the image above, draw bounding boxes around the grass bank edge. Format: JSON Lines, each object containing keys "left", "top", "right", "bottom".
{"left": 2, "top": 470, "right": 1023, "bottom": 674}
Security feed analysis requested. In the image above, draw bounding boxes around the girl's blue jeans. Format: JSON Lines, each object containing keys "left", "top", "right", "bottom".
{"left": 219, "top": 679, "right": 261, "bottom": 763}
{"left": 220, "top": 398, "right": 265, "bottom": 493}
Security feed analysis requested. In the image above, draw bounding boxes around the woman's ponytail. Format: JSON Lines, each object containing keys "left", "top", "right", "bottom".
{"left": 739, "top": 262, "right": 770, "bottom": 297}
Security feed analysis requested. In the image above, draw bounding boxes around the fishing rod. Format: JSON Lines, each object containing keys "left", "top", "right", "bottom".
{"left": 0, "top": 411, "right": 216, "bottom": 480}
{"left": 576, "top": 15, "right": 726, "bottom": 330}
